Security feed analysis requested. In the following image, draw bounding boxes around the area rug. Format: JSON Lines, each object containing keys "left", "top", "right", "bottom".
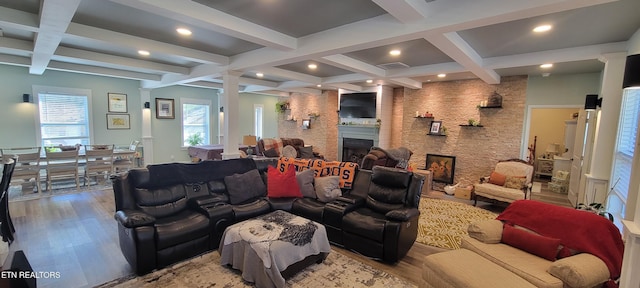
{"left": 417, "top": 198, "right": 497, "bottom": 250}
{"left": 96, "top": 249, "right": 416, "bottom": 288}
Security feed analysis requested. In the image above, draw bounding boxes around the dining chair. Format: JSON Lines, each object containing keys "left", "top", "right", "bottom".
{"left": 44, "top": 147, "right": 80, "bottom": 191}
{"left": 0, "top": 157, "right": 17, "bottom": 243}
{"left": 84, "top": 144, "right": 114, "bottom": 187}
{"left": 0, "top": 147, "right": 42, "bottom": 194}
{"left": 113, "top": 140, "right": 140, "bottom": 173}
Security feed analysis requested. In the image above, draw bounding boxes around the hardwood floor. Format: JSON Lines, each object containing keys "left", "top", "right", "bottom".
{"left": 4, "top": 186, "right": 568, "bottom": 288}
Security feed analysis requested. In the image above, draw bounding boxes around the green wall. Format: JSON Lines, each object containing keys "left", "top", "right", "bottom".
{"left": 526, "top": 72, "right": 602, "bottom": 105}
{"left": 238, "top": 93, "right": 280, "bottom": 140}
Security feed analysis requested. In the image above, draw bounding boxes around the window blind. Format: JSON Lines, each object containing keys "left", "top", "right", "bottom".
{"left": 38, "top": 93, "right": 90, "bottom": 148}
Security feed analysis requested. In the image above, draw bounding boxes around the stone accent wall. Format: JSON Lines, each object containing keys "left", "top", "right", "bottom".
{"left": 278, "top": 90, "right": 339, "bottom": 160}
{"left": 402, "top": 76, "right": 528, "bottom": 188}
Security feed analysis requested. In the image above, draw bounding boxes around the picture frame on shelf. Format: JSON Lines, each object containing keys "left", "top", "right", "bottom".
{"left": 430, "top": 121, "right": 442, "bottom": 134}
{"left": 155, "top": 98, "right": 175, "bottom": 119}
{"left": 106, "top": 114, "right": 130, "bottom": 129}
{"left": 302, "top": 119, "right": 310, "bottom": 129}
{"left": 107, "top": 93, "right": 127, "bottom": 113}
{"left": 426, "top": 154, "right": 456, "bottom": 184}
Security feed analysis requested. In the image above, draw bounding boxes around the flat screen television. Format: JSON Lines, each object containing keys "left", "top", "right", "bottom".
{"left": 339, "top": 92, "right": 376, "bottom": 118}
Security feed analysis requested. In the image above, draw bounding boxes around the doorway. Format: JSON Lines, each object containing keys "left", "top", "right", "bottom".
{"left": 523, "top": 106, "right": 581, "bottom": 207}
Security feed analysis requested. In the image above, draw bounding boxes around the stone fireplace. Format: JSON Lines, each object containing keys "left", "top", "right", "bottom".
{"left": 338, "top": 125, "right": 379, "bottom": 164}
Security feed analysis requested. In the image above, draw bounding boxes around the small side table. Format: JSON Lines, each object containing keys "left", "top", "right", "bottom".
{"left": 535, "top": 157, "right": 554, "bottom": 178}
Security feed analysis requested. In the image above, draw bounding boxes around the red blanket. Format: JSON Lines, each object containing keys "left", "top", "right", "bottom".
{"left": 496, "top": 200, "right": 624, "bottom": 286}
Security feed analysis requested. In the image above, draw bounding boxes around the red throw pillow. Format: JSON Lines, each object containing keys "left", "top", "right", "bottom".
{"left": 267, "top": 165, "right": 303, "bottom": 198}
{"left": 501, "top": 224, "right": 561, "bottom": 261}
{"left": 488, "top": 171, "right": 507, "bottom": 186}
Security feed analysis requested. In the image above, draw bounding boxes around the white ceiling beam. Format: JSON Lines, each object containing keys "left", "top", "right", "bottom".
{"left": 47, "top": 61, "right": 161, "bottom": 81}
{"left": 110, "top": 0, "right": 296, "bottom": 51}
{"left": 325, "top": 83, "right": 364, "bottom": 92}
{"left": 372, "top": 0, "right": 430, "bottom": 23}
{"left": 54, "top": 46, "right": 190, "bottom": 75}
{"left": 258, "top": 67, "right": 322, "bottom": 84}
{"left": 387, "top": 78, "right": 423, "bottom": 89}
{"left": 282, "top": 87, "right": 322, "bottom": 95}
{"left": 66, "top": 23, "right": 228, "bottom": 65}
{"left": 425, "top": 32, "right": 500, "bottom": 84}
{"left": 0, "top": 54, "right": 31, "bottom": 67}
{"left": 30, "top": 0, "right": 82, "bottom": 75}
{"left": 238, "top": 77, "right": 279, "bottom": 88}
{"left": 319, "top": 54, "right": 386, "bottom": 77}
{"left": 483, "top": 42, "right": 628, "bottom": 69}
{"left": 143, "top": 63, "right": 227, "bottom": 88}
{"left": 385, "top": 62, "right": 466, "bottom": 78}
{"left": 0, "top": 38, "right": 33, "bottom": 55}
{"left": 0, "top": 6, "right": 38, "bottom": 32}
{"left": 181, "top": 81, "right": 224, "bottom": 90}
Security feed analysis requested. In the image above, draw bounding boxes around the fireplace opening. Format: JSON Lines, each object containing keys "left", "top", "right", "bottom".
{"left": 342, "top": 138, "right": 373, "bottom": 164}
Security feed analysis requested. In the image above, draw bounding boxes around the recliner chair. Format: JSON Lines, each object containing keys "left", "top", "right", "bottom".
{"left": 341, "top": 166, "right": 424, "bottom": 262}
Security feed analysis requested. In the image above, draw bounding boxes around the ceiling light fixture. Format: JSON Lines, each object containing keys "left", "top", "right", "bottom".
{"left": 256, "top": 72, "right": 264, "bottom": 78}
{"left": 533, "top": 25, "right": 552, "bottom": 33}
{"left": 138, "top": 50, "right": 150, "bottom": 56}
{"left": 308, "top": 63, "right": 317, "bottom": 70}
{"left": 316, "top": 84, "right": 322, "bottom": 87}
{"left": 437, "top": 73, "right": 446, "bottom": 78}
{"left": 540, "top": 63, "right": 553, "bottom": 68}
{"left": 176, "top": 28, "right": 192, "bottom": 36}
{"left": 366, "top": 79, "right": 373, "bottom": 83}
{"left": 389, "top": 49, "right": 401, "bottom": 56}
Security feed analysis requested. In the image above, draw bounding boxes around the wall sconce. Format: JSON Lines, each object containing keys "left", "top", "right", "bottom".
{"left": 144, "top": 102, "right": 150, "bottom": 109}
{"left": 623, "top": 54, "right": 640, "bottom": 88}
{"left": 22, "top": 93, "right": 30, "bottom": 103}
{"left": 219, "top": 106, "right": 224, "bottom": 113}
{"left": 584, "top": 94, "right": 602, "bottom": 111}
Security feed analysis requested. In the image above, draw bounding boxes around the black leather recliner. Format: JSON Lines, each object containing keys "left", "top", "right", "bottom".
{"left": 341, "top": 166, "right": 424, "bottom": 262}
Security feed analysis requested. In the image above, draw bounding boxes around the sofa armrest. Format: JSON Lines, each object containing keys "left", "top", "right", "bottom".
{"left": 335, "top": 194, "right": 365, "bottom": 206}
{"left": 548, "top": 253, "right": 610, "bottom": 288}
{"left": 467, "top": 219, "right": 503, "bottom": 244}
{"left": 115, "top": 210, "right": 156, "bottom": 228}
{"left": 386, "top": 208, "right": 419, "bottom": 221}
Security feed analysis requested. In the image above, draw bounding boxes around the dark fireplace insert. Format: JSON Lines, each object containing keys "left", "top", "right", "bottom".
{"left": 342, "top": 138, "right": 373, "bottom": 164}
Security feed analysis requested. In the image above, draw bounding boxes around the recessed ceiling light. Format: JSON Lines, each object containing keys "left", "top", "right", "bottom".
{"left": 437, "top": 73, "right": 446, "bottom": 78}
{"left": 138, "top": 50, "right": 150, "bottom": 56}
{"left": 256, "top": 72, "right": 264, "bottom": 78}
{"left": 308, "top": 63, "right": 317, "bottom": 70}
{"left": 542, "top": 73, "right": 551, "bottom": 77}
{"left": 389, "top": 49, "right": 401, "bottom": 56}
{"left": 533, "top": 25, "right": 552, "bottom": 33}
{"left": 176, "top": 28, "right": 192, "bottom": 36}
{"left": 366, "top": 79, "right": 373, "bottom": 83}
{"left": 316, "top": 84, "right": 322, "bottom": 87}
{"left": 540, "top": 63, "right": 553, "bottom": 69}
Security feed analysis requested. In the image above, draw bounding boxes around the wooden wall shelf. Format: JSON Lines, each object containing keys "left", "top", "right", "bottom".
{"left": 459, "top": 124, "right": 484, "bottom": 127}
{"left": 478, "top": 106, "right": 502, "bottom": 109}
{"left": 414, "top": 116, "right": 434, "bottom": 119}
{"left": 427, "top": 133, "right": 446, "bottom": 136}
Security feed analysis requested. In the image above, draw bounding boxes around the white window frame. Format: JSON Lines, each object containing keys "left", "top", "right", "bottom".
{"left": 254, "top": 104, "right": 263, "bottom": 139}
{"left": 181, "top": 97, "right": 211, "bottom": 147}
{"left": 32, "top": 85, "right": 93, "bottom": 154}
{"left": 608, "top": 87, "right": 640, "bottom": 230}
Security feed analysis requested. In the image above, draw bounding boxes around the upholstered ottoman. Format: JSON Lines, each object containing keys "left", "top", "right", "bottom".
{"left": 422, "top": 249, "right": 535, "bottom": 288}
{"left": 219, "top": 210, "right": 331, "bottom": 288}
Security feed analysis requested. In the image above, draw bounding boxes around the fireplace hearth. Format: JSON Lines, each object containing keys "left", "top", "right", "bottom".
{"left": 342, "top": 138, "right": 373, "bottom": 164}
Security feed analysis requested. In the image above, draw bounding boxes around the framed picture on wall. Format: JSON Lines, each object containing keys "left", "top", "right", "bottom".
{"left": 155, "top": 98, "right": 175, "bottom": 119}
{"left": 107, "top": 93, "right": 127, "bottom": 113}
{"left": 429, "top": 121, "right": 442, "bottom": 134}
{"left": 106, "top": 114, "right": 130, "bottom": 129}
{"left": 426, "top": 154, "right": 456, "bottom": 184}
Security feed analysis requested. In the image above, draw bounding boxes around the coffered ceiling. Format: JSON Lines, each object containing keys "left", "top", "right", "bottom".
{"left": 0, "top": 0, "right": 638, "bottom": 95}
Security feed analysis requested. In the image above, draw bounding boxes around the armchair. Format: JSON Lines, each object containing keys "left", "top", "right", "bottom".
{"left": 341, "top": 166, "right": 424, "bottom": 263}
{"left": 360, "top": 146, "right": 412, "bottom": 170}
{"left": 473, "top": 159, "right": 534, "bottom": 206}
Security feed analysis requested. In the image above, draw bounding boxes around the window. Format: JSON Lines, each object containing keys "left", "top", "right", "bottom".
{"left": 34, "top": 86, "right": 92, "bottom": 153}
{"left": 182, "top": 98, "right": 211, "bottom": 146}
{"left": 608, "top": 88, "right": 640, "bottom": 230}
{"left": 254, "top": 104, "right": 263, "bottom": 139}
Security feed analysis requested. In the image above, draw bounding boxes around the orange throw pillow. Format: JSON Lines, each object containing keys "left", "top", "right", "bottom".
{"left": 488, "top": 171, "right": 507, "bottom": 186}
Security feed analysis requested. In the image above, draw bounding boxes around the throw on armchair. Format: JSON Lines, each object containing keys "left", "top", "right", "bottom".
{"left": 341, "top": 166, "right": 424, "bottom": 262}
{"left": 360, "top": 146, "right": 413, "bottom": 170}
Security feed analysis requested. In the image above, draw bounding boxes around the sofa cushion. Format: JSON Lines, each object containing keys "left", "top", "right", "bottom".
{"left": 314, "top": 176, "right": 341, "bottom": 203}
{"left": 467, "top": 219, "right": 504, "bottom": 244}
{"left": 299, "top": 146, "right": 314, "bottom": 159}
{"left": 224, "top": 169, "right": 267, "bottom": 205}
{"left": 504, "top": 176, "right": 527, "bottom": 189}
{"left": 461, "top": 236, "right": 563, "bottom": 288}
{"left": 155, "top": 210, "right": 210, "bottom": 250}
{"left": 296, "top": 169, "right": 316, "bottom": 198}
{"left": 502, "top": 224, "right": 561, "bottom": 261}
{"left": 474, "top": 182, "right": 527, "bottom": 203}
{"left": 548, "top": 253, "right": 610, "bottom": 288}
{"left": 489, "top": 171, "right": 507, "bottom": 186}
{"left": 263, "top": 147, "right": 279, "bottom": 157}
{"left": 267, "top": 166, "right": 303, "bottom": 198}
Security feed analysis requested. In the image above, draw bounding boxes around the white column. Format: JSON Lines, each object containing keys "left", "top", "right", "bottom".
{"left": 377, "top": 85, "right": 393, "bottom": 148}
{"left": 221, "top": 71, "right": 242, "bottom": 159}
{"left": 587, "top": 53, "right": 626, "bottom": 203}
{"left": 139, "top": 88, "right": 154, "bottom": 165}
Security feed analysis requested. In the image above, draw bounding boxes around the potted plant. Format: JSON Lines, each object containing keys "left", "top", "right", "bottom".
{"left": 275, "top": 101, "right": 289, "bottom": 114}
{"left": 186, "top": 132, "right": 203, "bottom": 146}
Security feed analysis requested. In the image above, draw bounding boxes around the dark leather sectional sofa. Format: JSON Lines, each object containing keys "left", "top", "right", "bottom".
{"left": 112, "top": 157, "right": 424, "bottom": 275}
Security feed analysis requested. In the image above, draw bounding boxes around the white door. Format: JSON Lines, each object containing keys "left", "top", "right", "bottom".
{"left": 568, "top": 110, "right": 597, "bottom": 207}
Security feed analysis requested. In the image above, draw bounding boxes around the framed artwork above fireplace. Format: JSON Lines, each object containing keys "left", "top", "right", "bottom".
{"left": 426, "top": 154, "right": 456, "bottom": 184}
